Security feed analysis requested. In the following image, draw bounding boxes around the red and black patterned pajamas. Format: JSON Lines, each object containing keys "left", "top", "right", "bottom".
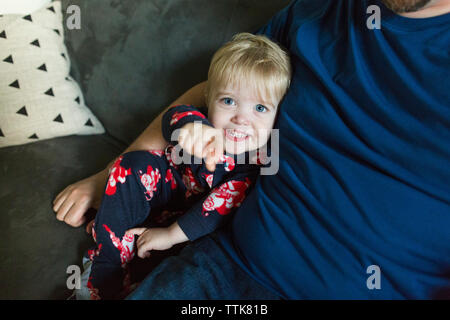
{"left": 86, "top": 105, "right": 261, "bottom": 299}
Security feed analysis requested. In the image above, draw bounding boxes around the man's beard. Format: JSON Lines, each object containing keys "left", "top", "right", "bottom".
{"left": 381, "top": 0, "right": 432, "bottom": 12}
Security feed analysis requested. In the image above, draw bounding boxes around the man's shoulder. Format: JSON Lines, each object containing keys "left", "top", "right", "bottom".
{"left": 289, "top": 0, "right": 335, "bottom": 20}
{"left": 260, "top": 0, "right": 339, "bottom": 45}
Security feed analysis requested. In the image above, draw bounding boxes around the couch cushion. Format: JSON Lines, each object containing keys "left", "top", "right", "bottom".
{"left": 61, "top": 0, "right": 291, "bottom": 145}
{"left": 0, "top": 134, "right": 125, "bottom": 299}
{"left": 0, "top": 1, "right": 105, "bottom": 148}
{"left": 0, "top": 0, "right": 51, "bottom": 15}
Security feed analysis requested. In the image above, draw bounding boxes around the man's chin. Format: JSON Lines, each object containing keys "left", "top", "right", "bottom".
{"left": 381, "top": 0, "right": 432, "bottom": 13}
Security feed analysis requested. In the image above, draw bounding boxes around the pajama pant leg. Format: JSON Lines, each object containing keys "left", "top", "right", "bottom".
{"left": 88, "top": 150, "right": 184, "bottom": 299}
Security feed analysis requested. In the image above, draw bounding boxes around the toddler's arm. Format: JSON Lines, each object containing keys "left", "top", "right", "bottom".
{"left": 161, "top": 104, "right": 212, "bottom": 144}
{"left": 126, "top": 176, "right": 255, "bottom": 258}
{"left": 176, "top": 176, "right": 255, "bottom": 241}
{"left": 162, "top": 104, "right": 224, "bottom": 171}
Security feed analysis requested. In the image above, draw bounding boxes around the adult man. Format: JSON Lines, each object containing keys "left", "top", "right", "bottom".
{"left": 54, "top": 0, "right": 450, "bottom": 299}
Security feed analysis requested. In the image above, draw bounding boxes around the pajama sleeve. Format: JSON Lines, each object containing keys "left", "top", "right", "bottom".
{"left": 176, "top": 175, "right": 256, "bottom": 241}
{"left": 162, "top": 104, "right": 213, "bottom": 144}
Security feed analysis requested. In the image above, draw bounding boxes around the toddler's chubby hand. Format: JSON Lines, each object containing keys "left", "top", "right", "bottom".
{"left": 125, "top": 227, "right": 174, "bottom": 258}
{"left": 126, "top": 222, "right": 189, "bottom": 258}
{"left": 178, "top": 122, "right": 224, "bottom": 172}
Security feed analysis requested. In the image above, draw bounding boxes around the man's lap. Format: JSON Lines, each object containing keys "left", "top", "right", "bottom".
{"left": 126, "top": 232, "right": 280, "bottom": 300}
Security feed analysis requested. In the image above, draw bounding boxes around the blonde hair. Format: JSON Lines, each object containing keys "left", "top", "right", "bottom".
{"left": 205, "top": 32, "right": 291, "bottom": 109}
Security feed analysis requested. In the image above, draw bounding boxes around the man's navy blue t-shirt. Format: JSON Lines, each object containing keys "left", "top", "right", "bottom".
{"left": 219, "top": 0, "right": 450, "bottom": 299}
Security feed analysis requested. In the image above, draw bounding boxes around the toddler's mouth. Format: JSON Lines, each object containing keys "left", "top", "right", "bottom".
{"left": 224, "top": 128, "right": 250, "bottom": 142}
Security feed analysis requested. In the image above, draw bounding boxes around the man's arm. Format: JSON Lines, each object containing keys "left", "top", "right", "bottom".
{"left": 108, "top": 81, "right": 208, "bottom": 166}
{"left": 54, "top": 81, "right": 207, "bottom": 228}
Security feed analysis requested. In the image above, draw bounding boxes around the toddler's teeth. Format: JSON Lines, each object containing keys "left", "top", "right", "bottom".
{"left": 226, "top": 129, "right": 248, "bottom": 138}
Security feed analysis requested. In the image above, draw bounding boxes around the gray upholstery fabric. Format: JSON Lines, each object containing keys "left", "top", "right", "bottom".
{"left": 62, "top": 0, "right": 290, "bottom": 145}
{"left": 0, "top": 0, "right": 291, "bottom": 299}
{"left": 0, "top": 134, "right": 125, "bottom": 299}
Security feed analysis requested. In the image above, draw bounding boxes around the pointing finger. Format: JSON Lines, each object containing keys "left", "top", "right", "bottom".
{"left": 205, "top": 148, "right": 218, "bottom": 172}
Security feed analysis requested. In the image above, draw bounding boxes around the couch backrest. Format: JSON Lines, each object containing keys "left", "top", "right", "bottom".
{"left": 61, "top": 0, "right": 290, "bottom": 145}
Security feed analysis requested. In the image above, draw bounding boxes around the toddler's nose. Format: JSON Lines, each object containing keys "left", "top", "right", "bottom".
{"left": 231, "top": 113, "right": 250, "bottom": 126}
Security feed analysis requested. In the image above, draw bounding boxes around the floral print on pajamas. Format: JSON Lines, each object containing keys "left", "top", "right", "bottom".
{"left": 85, "top": 105, "right": 262, "bottom": 299}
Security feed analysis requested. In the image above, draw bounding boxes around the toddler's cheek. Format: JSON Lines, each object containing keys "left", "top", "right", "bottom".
{"left": 255, "top": 130, "right": 271, "bottom": 148}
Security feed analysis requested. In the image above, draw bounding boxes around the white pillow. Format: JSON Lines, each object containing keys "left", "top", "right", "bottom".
{"left": 0, "top": 1, "right": 105, "bottom": 148}
{"left": 0, "top": 0, "right": 51, "bottom": 15}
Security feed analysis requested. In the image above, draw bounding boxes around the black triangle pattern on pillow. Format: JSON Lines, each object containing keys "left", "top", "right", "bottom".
{"left": 0, "top": 2, "right": 104, "bottom": 144}
{"left": 30, "top": 39, "right": 40, "bottom": 47}
{"left": 17, "top": 106, "right": 28, "bottom": 116}
{"left": 3, "top": 55, "right": 13, "bottom": 63}
{"left": 37, "top": 63, "right": 47, "bottom": 72}
{"left": 54, "top": 114, "right": 63, "bottom": 123}
{"left": 9, "top": 80, "right": 20, "bottom": 89}
{"left": 45, "top": 88, "right": 54, "bottom": 96}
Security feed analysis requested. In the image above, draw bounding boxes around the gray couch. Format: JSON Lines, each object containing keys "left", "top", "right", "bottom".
{"left": 0, "top": 0, "right": 290, "bottom": 299}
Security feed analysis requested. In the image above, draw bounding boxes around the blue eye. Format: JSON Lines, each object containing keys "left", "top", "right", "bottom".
{"left": 255, "top": 104, "right": 267, "bottom": 113}
{"left": 223, "top": 98, "right": 235, "bottom": 105}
